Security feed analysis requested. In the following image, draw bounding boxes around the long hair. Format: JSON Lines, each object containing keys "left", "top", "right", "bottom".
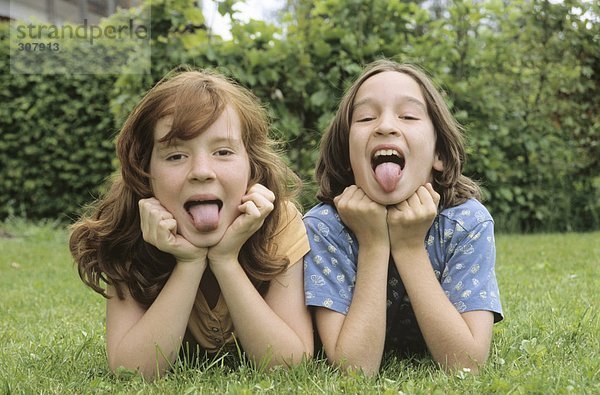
{"left": 316, "top": 59, "right": 480, "bottom": 209}
{"left": 69, "top": 68, "right": 301, "bottom": 307}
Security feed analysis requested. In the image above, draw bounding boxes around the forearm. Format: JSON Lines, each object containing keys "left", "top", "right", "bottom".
{"left": 212, "top": 262, "right": 311, "bottom": 367}
{"left": 327, "top": 246, "right": 389, "bottom": 374}
{"left": 393, "top": 248, "right": 489, "bottom": 371}
{"left": 107, "top": 261, "right": 206, "bottom": 378}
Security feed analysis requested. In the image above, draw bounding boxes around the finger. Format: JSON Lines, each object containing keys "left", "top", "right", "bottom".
{"left": 418, "top": 184, "right": 441, "bottom": 212}
{"left": 242, "top": 190, "right": 275, "bottom": 210}
{"left": 139, "top": 198, "right": 172, "bottom": 218}
{"left": 416, "top": 185, "right": 435, "bottom": 207}
{"left": 333, "top": 194, "right": 341, "bottom": 206}
{"left": 395, "top": 199, "right": 410, "bottom": 213}
{"left": 245, "top": 183, "right": 276, "bottom": 203}
{"left": 239, "top": 200, "right": 261, "bottom": 218}
{"left": 154, "top": 218, "right": 177, "bottom": 246}
{"left": 334, "top": 185, "right": 356, "bottom": 208}
{"left": 138, "top": 197, "right": 163, "bottom": 213}
{"left": 160, "top": 218, "right": 178, "bottom": 235}
{"left": 407, "top": 189, "right": 422, "bottom": 207}
{"left": 248, "top": 194, "right": 275, "bottom": 216}
{"left": 425, "top": 183, "right": 441, "bottom": 206}
{"left": 357, "top": 188, "right": 376, "bottom": 205}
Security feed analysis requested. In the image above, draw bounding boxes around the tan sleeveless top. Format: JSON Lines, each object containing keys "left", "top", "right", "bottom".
{"left": 186, "top": 201, "right": 309, "bottom": 353}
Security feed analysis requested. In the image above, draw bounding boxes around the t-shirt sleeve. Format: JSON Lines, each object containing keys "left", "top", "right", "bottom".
{"left": 271, "top": 201, "right": 310, "bottom": 268}
{"left": 303, "top": 207, "right": 356, "bottom": 314}
{"left": 440, "top": 216, "right": 503, "bottom": 322}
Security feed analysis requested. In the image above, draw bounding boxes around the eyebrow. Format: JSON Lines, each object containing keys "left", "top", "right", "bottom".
{"left": 353, "top": 95, "right": 427, "bottom": 111}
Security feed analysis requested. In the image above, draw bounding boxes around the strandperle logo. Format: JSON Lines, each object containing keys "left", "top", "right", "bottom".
{"left": 14, "top": 18, "right": 149, "bottom": 45}
{"left": 9, "top": 11, "right": 151, "bottom": 75}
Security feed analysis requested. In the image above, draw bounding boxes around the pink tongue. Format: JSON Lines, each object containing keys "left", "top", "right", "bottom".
{"left": 374, "top": 162, "right": 402, "bottom": 193}
{"left": 189, "top": 203, "right": 219, "bottom": 232}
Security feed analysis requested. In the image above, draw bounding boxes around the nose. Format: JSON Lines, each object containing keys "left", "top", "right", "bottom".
{"left": 187, "top": 155, "right": 216, "bottom": 182}
{"left": 375, "top": 111, "right": 401, "bottom": 136}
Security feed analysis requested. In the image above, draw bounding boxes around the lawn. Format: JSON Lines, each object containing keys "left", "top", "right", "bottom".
{"left": 0, "top": 220, "right": 598, "bottom": 394}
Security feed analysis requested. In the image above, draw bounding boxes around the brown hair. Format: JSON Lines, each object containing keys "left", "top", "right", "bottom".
{"left": 69, "top": 67, "right": 301, "bottom": 307}
{"left": 316, "top": 59, "right": 480, "bottom": 208}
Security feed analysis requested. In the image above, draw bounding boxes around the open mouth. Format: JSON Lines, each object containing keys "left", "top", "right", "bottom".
{"left": 184, "top": 199, "right": 223, "bottom": 232}
{"left": 371, "top": 148, "right": 405, "bottom": 193}
{"left": 371, "top": 149, "right": 405, "bottom": 171}
{"left": 184, "top": 199, "right": 223, "bottom": 213}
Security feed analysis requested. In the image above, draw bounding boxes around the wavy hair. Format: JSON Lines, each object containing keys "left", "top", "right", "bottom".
{"left": 316, "top": 59, "right": 480, "bottom": 209}
{"left": 70, "top": 68, "right": 301, "bottom": 308}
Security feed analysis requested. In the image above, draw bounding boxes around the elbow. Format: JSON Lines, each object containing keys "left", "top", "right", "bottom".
{"left": 434, "top": 348, "right": 489, "bottom": 374}
{"left": 283, "top": 337, "right": 315, "bottom": 367}
{"left": 327, "top": 351, "right": 381, "bottom": 376}
{"left": 281, "top": 350, "right": 314, "bottom": 368}
{"left": 336, "top": 359, "right": 380, "bottom": 377}
{"left": 265, "top": 344, "right": 314, "bottom": 369}
{"left": 107, "top": 352, "right": 162, "bottom": 381}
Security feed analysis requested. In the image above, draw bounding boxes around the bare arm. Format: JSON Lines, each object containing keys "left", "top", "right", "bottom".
{"left": 106, "top": 261, "right": 206, "bottom": 378}
{"left": 211, "top": 259, "right": 313, "bottom": 366}
{"left": 388, "top": 185, "right": 494, "bottom": 372}
{"left": 207, "top": 184, "right": 313, "bottom": 366}
{"left": 314, "top": 186, "right": 390, "bottom": 375}
{"left": 105, "top": 198, "right": 208, "bottom": 379}
{"left": 390, "top": 250, "right": 493, "bottom": 371}
{"left": 315, "top": 243, "right": 389, "bottom": 374}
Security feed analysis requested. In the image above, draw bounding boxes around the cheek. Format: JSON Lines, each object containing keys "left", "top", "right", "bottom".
{"left": 148, "top": 163, "right": 159, "bottom": 195}
{"left": 148, "top": 162, "right": 174, "bottom": 200}
{"left": 149, "top": 176, "right": 169, "bottom": 201}
{"left": 233, "top": 158, "right": 252, "bottom": 192}
{"left": 348, "top": 130, "right": 363, "bottom": 170}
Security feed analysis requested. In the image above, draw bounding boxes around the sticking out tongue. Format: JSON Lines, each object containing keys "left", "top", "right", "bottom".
{"left": 188, "top": 203, "right": 220, "bottom": 232}
{"left": 374, "top": 162, "right": 402, "bottom": 193}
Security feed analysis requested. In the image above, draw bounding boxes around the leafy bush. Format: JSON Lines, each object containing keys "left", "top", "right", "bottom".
{"left": 1, "top": 0, "right": 598, "bottom": 231}
{"left": 0, "top": 23, "right": 117, "bottom": 220}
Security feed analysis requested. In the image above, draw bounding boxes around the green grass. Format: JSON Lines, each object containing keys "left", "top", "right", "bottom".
{"left": 1, "top": 219, "right": 598, "bottom": 394}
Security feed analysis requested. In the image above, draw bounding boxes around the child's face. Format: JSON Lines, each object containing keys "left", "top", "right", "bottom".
{"left": 349, "top": 71, "right": 443, "bottom": 205}
{"left": 149, "top": 107, "right": 251, "bottom": 247}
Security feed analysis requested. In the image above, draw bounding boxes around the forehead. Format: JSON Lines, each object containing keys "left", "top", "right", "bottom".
{"left": 354, "top": 71, "right": 425, "bottom": 104}
{"left": 153, "top": 106, "right": 243, "bottom": 142}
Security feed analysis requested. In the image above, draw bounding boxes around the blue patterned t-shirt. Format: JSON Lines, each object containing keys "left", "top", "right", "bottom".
{"left": 303, "top": 198, "right": 503, "bottom": 354}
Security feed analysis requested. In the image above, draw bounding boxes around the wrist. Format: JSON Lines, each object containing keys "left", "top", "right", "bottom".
{"left": 207, "top": 256, "right": 241, "bottom": 274}
{"left": 174, "top": 257, "right": 207, "bottom": 277}
{"left": 176, "top": 254, "right": 207, "bottom": 265}
{"left": 358, "top": 241, "right": 390, "bottom": 256}
{"left": 391, "top": 244, "right": 428, "bottom": 267}
{"left": 356, "top": 232, "right": 389, "bottom": 248}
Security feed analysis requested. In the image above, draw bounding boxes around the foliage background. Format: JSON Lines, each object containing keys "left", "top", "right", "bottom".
{"left": 0, "top": 0, "right": 598, "bottom": 232}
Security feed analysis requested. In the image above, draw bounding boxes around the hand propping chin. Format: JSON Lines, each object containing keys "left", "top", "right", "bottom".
{"left": 208, "top": 184, "right": 275, "bottom": 263}
{"left": 387, "top": 183, "right": 440, "bottom": 240}
{"left": 138, "top": 197, "right": 206, "bottom": 263}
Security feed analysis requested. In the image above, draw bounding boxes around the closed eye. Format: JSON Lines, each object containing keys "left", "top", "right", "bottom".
{"left": 399, "top": 115, "right": 419, "bottom": 120}
{"left": 356, "top": 116, "right": 376, "bottom": 123}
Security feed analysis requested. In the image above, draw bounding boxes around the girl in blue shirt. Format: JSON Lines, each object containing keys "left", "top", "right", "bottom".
{"left": 304, "top": 59, "right": 503, "bottom": 374}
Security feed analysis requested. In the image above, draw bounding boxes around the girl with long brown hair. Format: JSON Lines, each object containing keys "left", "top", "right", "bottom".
{"left": 304, "top": 59, "right": 503, "bottom": 374}
{"left": 70, "top": 68, "right": 313, "bottom": 379}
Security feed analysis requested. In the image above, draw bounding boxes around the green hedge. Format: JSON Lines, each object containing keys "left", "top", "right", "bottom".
{"left": 1, "top": 0, "right": 599, "bottom": 232}
{"left": 0, "top": 24, "right": 117, "bottom": 220}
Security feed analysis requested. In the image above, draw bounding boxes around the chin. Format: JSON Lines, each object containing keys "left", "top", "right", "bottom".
{"left": 376, "top": 191, "right": 420, "bottom": 207}
{"left": 182, "top": 228, "right": 225, "bottom": 249}
{"left": 361, "top": 186, "right": 404, "bottom": 206}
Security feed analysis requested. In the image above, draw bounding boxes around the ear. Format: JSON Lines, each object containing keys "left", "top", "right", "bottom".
{"left": 433, "top": 152, "right": 444, "bottom": 172}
